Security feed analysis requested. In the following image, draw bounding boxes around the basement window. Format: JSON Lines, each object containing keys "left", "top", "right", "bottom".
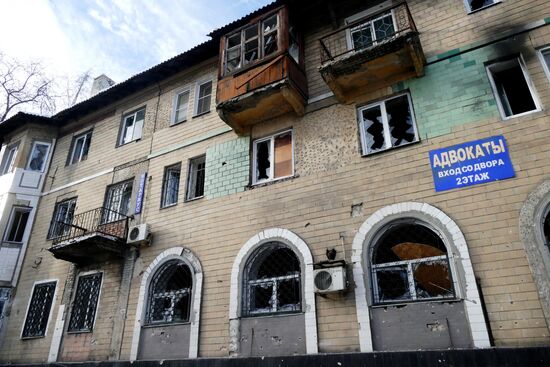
{"left": 161, "top": 164, "right": 181, "bottom": 208}
{"left": 0, "top": 143, "right": 18, "bottom": 175}
{"left": 186, "top": 155, "right": 206, "bottom": 201}
{"left": 464, "top": 0, "right": 500, "bottom": 13}
{"left": 119, "top": 108, "right": 145, "bottom": 146}
{"left": 22, "top": 281, "right": 56, "bottom": 338}
{"left": 68, "top": 273, "right": 102, "bottom": 333}
{"left": 67, "top": 130, "right": 92, "bottom": 165}
{"left": 252, "top": 130, "right": 293, "bottom": 185}
{"left": 3, "top": 206, "right": 31, "bottom": 243}
{"left": 358, "top": 93, "right": 418, "bottom": 155}
{"left": 146, "top": 259, "right": 192, "bottom": 325}
{"left": 243, "top": 242, "right": 301, "bottom": 316}
{"left": 486, "top": 57, "right": 540, "bottom": 119}
{"left": 47, "top": 198, "right": 77, "bottom": 239}
{"left": 371, "top": 220, "right": 455, "bottom": 304}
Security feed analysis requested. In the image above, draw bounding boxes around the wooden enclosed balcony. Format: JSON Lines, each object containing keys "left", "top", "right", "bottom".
{"left": 216, "top": 6, "right": 307, "bottom": 134}
{"left": 318, "top": 2, "right": 425, "bottom": 103}
{"left": 48, "top": 207, "right": 129, "bottom": 265}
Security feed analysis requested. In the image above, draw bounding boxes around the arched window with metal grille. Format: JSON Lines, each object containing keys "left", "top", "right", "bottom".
{"left": 542, "top": 205, "right": 550, "bottom": 250}
{"left": 370, "top": 219, "right": 455, "bottom": 304}
{"left": 242, "top": 242, "right": 301, "bottom": 316}
{"left": 145, "top": 259, "right": 192, "bottom": 324}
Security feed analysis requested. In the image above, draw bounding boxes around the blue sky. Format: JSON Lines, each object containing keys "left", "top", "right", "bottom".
{"left": 0, "top": 0, "right": 272, "bottom": 83}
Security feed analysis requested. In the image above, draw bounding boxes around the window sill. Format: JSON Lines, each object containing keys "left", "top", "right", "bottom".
{"left": 142, "top": 321, "right": 191, "bottom": 328}
{"left": 21, "top": 335, "right": 45, "bottom": 340}
{"left": 361, "top": 139, "right": 420, "bottom": 158}
{"left": 116, "top": 138, "right": 142, "bottom": 148}
{"left": 250, "top": 174, "right": 297, "bottom": 189}
{"left": 66, "top": 329, "right": 93, "bottom": 335}
{"left": 242, "top": 310, "right": 304, "bottom": 319}
{"left": 501, "top": 108, "right": 543, "bottom": 121}
{"left": 185, "top": 195, "right": 204, "bottom": 203}
{"left": 170, "top": 119, "right": 187, "bottom": 127}
{"left": 160, "top": 203, "right": 178, "bottom": 210}
{"left": 466, "top": 1, "right": 501, "bottom": 14}
{"left": 371, "top": 297, "right": 459, "bottom": 308}
{"left": 192, "top": 110, "right": 211, "bottom": 119}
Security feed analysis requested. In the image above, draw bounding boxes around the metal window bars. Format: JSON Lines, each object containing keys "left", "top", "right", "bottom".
{"left": 68, "top": 273, "right": 102, "bottom": 332}
{"left": 22, "top": 282, "right": 56, "bottom": 338}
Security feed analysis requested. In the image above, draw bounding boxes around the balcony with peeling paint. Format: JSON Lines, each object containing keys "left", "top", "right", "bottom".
{"left": 48, "top": 207, "right": 130, "bottom": 265}
{"left": 318, "top": 2, "right": 425, "bottom": 103}
{"left": 216, "top": 6, "right": 308, "bottom": 135}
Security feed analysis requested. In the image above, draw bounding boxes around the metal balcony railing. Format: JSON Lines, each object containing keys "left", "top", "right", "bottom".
{"left": 51, "top": 207, "right": 129, "bottom": 245}
{"left": 319, "top": 2, "right": 417, "bottom": 63}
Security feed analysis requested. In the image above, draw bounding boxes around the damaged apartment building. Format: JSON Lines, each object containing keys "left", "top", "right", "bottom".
{"left": 1, "top": 0, "right": 550, "bottom": 365}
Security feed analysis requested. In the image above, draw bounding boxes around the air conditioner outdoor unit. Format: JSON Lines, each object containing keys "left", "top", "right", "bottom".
{"left": 313, "top": 266, "right": 346, "bottom": 293}
{"left": 127, "top": 223, "right": 151, "bottom": 245}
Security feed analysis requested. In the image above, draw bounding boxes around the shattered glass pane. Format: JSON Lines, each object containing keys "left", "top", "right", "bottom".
{"left": 250, "top": 282, "right": 274, "bottom": 313}
{"left": 255, "top": 140, "right": 271, "bottom": 181}
{"left": 227, "top": 33, "right": 241, "bottom": 48}
{"left": 413, "top": 260, "right": 454, "bottom": 299}
{"left": 244, "top": 39, "right": 258, "bottom": 64}
{"left": 263, "top": 15, "right": 277, "bottom": 33}
{"left": 226, "top": 47, "right": 241, "bottom": 73}
{"left": 386, "top": 95, "right": 415, "bottom": 147}
{"left": 375, "top": 266, "right": 410, "bottom": 302}
{"left": 373, "top": 13, "right": 395, "bottom": 41}
{"left": 264, "top": 31, "right": 278, "bottom": 56}
{"left": 277, "top": 278, "right": 301, "bottom": 311}
{"left": 351, "top": 24, "right": 373, "bottom": 50}
{"left": 362, "top": 105, "right": 386, "bottom": 153}
{"left": 244, "top": 25, "right": 257, "bottom": 40}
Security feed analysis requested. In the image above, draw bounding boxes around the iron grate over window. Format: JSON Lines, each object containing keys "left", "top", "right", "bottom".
{"left": 146, "top": 260, "right": 193, "bottom": 325}
{"left": 243, "top": 242, "right": 301, "bottom": 316}
{"left": 371, "top": 220, "right": 455, "bottom": 304}
{"left": 68, "top": 273, "right": 102, "bottom": 332}
{"left": 22, "top": 282, "right": 56, "bottom": 338}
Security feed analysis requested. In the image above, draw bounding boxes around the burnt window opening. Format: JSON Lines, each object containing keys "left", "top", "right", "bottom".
{"left": 371, "top": 220, "right": 455, "bottom": 304}
{"left": 22, "top": 281, "right": 56, "bottom": 338}
{"left": 487, "top": 58, "right": 539, "bottom": 118}
{"left": 466, "top": 0, "right": 497, "bottom": 12}
{"left": 253, "top": 130, "right": 293, "bottom": 184}
{"left": 243, "top": 242, "right": 301, "bottom": 316}
{"left": 68, "top": 273, "right": 102, "bottom": 332}
{"left": 359, "top": 93, "right": 418, "bottom": 155}
{"left": 186, "top": 155, "right": 206, "bottom": 201}
{"left": 146, "top": 259, "right": 192, "bottom": 325}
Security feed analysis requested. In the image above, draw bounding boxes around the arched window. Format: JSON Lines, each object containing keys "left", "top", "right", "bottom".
{"left": 145, "top": 259, "right": 192, "bottom": 324}
{"left": 543, "top": 205, "right": 550, "bottom": 249}
{"left": 370, "top": 220, "right": 455, "bottom": 304}
{"left": 243, "top": 242, "right": 301, "bottom": 316}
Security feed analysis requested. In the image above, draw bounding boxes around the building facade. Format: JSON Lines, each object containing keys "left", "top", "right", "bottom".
{"left": 1, "top": 0, "right": 550, "bottom": 365}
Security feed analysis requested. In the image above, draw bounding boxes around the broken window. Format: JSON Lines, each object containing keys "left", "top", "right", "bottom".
{"left": 3, "top": 206, "right": 31, "bottom": 243}
{"left": 0, "top": 143, "right": 18, "bottom": 175}
{"left": 358, "top": 93, "right": 418, "bottom": 155}
{"left": 371, "top": 220, "right": 455, "bottom": 304}
{"left": 161, "top": 164, "right": 181, "bottom": 207}
{"left": 119, "top": 108, "right": 145, "bottom": 145}
{"left": 253, "top": 130, "right": 293, "bottom": 184}
{"left": 486, "top": 57, "right": 540, "bottom": 119}
{"left": 195, "top": 80, "right": 212, "bottom": 116}
{"left": 26, "top": 141, "right": 51, "bottom": 172}
{"left": 349, "top": 11, "right": 395, "bottom": 51}
{"left": 243, "top": 242, "right": 301, "bottom": 316}
{"left": 103, "top": 179, "right": 133, "bottom": 222}
{"left": 223, "top": 13, "right": 279, "bottom": 75}
{"left": 186, "top": 155, "right": 206, "bottom": 201}
{"left": 22, "top": 281, "right": 56, "bottom": 338}
{"left": 68, "top": 273, "right": 102, "bottom": 332}
{"left": 68, "top": 130, "right": 92, "bottom": 165}
{"left": 47, "top": 198, "right": 77, "bottom": 239}
{"left": 146, "top": 259, "right": 192, "bottom": 324}
{"left": 465, "top": 0, "right": 498, "bottom": 13}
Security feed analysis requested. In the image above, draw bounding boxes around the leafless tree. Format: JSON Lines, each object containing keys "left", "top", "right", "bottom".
{"left": 56, "top": 70, "right": 92, "bottom": 111}
{"left": 0, "top": 52, "right": 56, "bottom": 122}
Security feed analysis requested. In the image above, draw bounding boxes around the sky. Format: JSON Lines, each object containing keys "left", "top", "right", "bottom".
{"left": 0, "top": 0, "right": 273, "bottom": 85}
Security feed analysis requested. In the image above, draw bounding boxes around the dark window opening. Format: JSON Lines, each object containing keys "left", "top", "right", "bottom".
{"left": 103, "top": 179, "right": 133, "bottom": 222}
{"left": 4, "top": 207, "right": 30, "bottom": 243}
{"left": 468, "top": 0, "right": 496, "bottom": 12}
{"left": 543, "top": 207, "right": 550, "bottom": 249}
{"left": 371, "top": 221, "right": 454, "bottom": 304}
{"left": 256, "top": 140, "right": 271, "bottom": 181}
{"left": 22, "top": 282, "right": 56, "bottom": 338}
{"left": 146, "top": 260, "right": 192, "bottom": 325}
{"left": 243, "top": 243, "right": 301, "bottom": 316}
{"left": 68, "top": 273, "right": 102, "bottom": 332}
{"left": 48, "top": 198, "right": 77, "bottom": 239}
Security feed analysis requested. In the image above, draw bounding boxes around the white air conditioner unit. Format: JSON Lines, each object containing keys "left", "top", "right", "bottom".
{"left": 127, "top": 223, "right": 151, "bottom": 245}
{"left": 313, "top": 266, "right": 346, "bottom": 293}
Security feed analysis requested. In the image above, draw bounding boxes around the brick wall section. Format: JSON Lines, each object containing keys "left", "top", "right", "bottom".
{"left": 204, "top": 137, "right": 250, "bottom": 199}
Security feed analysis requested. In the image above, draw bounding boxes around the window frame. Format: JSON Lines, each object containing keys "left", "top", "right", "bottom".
{"left": 3, "top": 205, "right": 32, "bottom": 244}
{"left": 486, "top": 56, "right": 541, "bottom": 120}
{"left": 252, "top": 129, "right": 294, "bottom": 186}
{"left": 103, "top": 179, "right": 133, "bottom": 221}
{"left": 171, "top": 87, "right": 191, "bottom": 125}
{"left": 0, "top": 143, "right": 19, "bottom": 175}
{"left": 463, "top": 0, "right": 501, "bottom": 14}
{"left": 47, "top": 197, "right": 77, "bottom": 240}
{"left": 21, "top": 280, "right": 57, "bottom": 339}
{"left": 118, "top": 107, "right": 145, "bottom": 146}
{"left": 537, "top": 46, "right": 550, "bottom": 83}
{"left": 358, "top": 92, "right": 419, "bottom": 156}
{"left": 345, "top": 8, "right": 397, "bottom": 51}
{"left": 185, "top": 155, "right": 206, "bottom": 202}
{"left": 193, "top": 79, "right": 213, "bottom": 117}
{"left": 67, "top": 272, "right": 103, "bottom": 333}
{"left": 67, "top": 130, "right": 93, "bottom": 166}
{"left": 161, "top": 163, "right": 181, "bottom": 208}
{"left": 26, "top": 140, "right": 51, "bottom": 172}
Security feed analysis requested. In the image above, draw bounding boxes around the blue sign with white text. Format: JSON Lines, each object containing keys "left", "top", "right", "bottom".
{"left": 135, "top": 173, "right": 147, "bottom": 214}
{"left": 429, "top": 135, "right": 515, "bottom": 192}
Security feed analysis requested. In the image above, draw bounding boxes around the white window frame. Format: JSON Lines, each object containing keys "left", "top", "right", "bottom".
{"left": 26, "top": 141, "right": 51, "bottom": 172}
{"left": 358, "top": 93, "right": 419, "bottom": 156}
{"left": 252, "top": 129, "right": 294, "bottom": 185}
{"left": 161, "top": 164, "right": 181, "bottom": 208}
{"left": 171, "top": 88, "right": 191, "bottom": 125}
{"left": 463, "top": 0, "right": 501, "bottom": 14}
{"left": 537, "top": 46, "right": 550, "bottom": 83}
{"left": 68, "top": 130, "right": 92, "bottom": 165}
{"left": 119, "top": 108, "right": 145, "bottom": 146}
{"left": 67, "top": 271, "right": 104, "bottom": 333}
{"left": 0, "top": 143, "right": 18, "bottom": 175}
{"left": 193, "top": 79, "right": 212, "bottom": 117}
{"left": 345, "top": 8, "right": 397, "bottom": 51}
{"left": 486, "top": 56, "right": 542, "bottom": 120}
{"left": 3, "top": 206, "right": 32, "bottom": 244}
{"left": 20, "top": 279, "right": 58, "bottom": 339}
{"left": 186, "top": 155, "right": 206, "bottom": 201}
